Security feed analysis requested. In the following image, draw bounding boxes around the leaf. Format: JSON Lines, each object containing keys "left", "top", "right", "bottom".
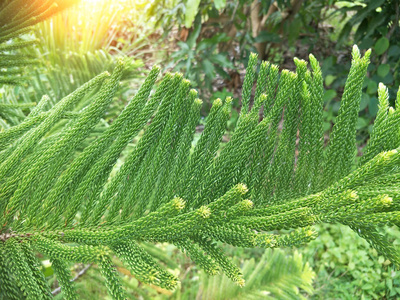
{"left": 176, "top": 41, "right": 190, "bottom": 52}
{"left": 359, "top": 93, "right": 369, "bottom": 111}
{"left": 377, "top": 64, "right": 390, "bottom": 78}
{"left": 362, "top": 283, "right": 374, "bottom": 290}
{"left": 337, "top": 23, "right": 353, "bottom": 45}
{"left": 363, "top": 14, "right": 386, "bottom": 41}
{"left": 186, "top": 16, "right": 202, "bottom": 48}
{"left": 381, "top": 72, "right": 393, "bottom": 85}
{"left": 356, "top": 117, "right": 369, "bottom": 130}
{"left": 201, "top": 33, "right": 231, "bottom": 46}
{"left": 374, "top": 37, "right": 389, "bottom": 56}
{"left": 323, "top": 89, "right": 337, "bottom": 103}
{"left": 184, "top": 0, "right": 201, "bottom": 28}
{"left": 197, "top": 34, "right": 230, "bottom": 51}
{"left": 367, "top": 80, "right": 378, "bottom": 95}
{"left": 214, "top": 65, "right": 230, "bottom": 79}
{"left": 325, "top": 75, "right": 336, "bottom": 86}
{"left": 359, "top": 37, "right": 375, "bottom": 50}
{"left": 202, "top": 59, "right": 215, "bottom": 79}
{"left": 209, "top": 53, "right": 234, "bottom": 68}
{"left": 254, "top": 31, "right": 281, "bottom": 43}
{"left": 388, "top": 45, "right": 400, "bottom": 57}
{"left": 214, "top": 0, "right": 226, "bottom": 10}
{"left": 347, "top": 0, "right": 385, "bottom": 26}
{"left": 368, "top": 96, "right": 379, "bottom": 116}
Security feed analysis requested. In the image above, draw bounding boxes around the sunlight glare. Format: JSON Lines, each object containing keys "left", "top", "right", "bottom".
{"left": 83, "top": 0, "right": 107, "bottom": 3}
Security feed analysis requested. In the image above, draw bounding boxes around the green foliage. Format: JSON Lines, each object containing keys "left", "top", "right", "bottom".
{"left": 35, "top": 1, "right": 122, "bottom": 55}
{"left": 146, "top": 0, "right": 352, "bottom": 99}
{"left": 31, "top": 0, "right": 144, "bottom": 88}
{"left": 323, "top": 47, "right": 371, "bottom": 185}
{"left": 197, "top": 248, "right": 314, "bottom": 300}
{"left": 146, "top": 0, "right": 238, "bottom": 96}
{"left": 149, "top": 0, "right": 398, "bottom": 143}
{"left": 0, "top": 0, "right": 78, "bottom": 85}
{"left": 0, "top": 0, "right": 143, "bottom": 145}
{"left": 301, "top": 224, "right": 400, "bottom": 299}
{"left": 323, "top": 0, "right": 399, "bottom": 139}
{"left": 26, "top": 1, "right": 143, "bottom": 110}
{"left": 66, "top": 246, "right": 315, "bottom": 299}
{"left": 167, "top": 15, "right": 234, "bottom": 93}
{"left": 2, "top": 28, "right": 400, "bottom": 299}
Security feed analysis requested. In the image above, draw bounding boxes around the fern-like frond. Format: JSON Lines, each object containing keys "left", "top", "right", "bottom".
{"left": 2, "top": 45, "right": 400, "bottom": 299}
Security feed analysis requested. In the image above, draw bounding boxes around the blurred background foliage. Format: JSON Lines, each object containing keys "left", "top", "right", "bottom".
{"left": 1, "top": 0, "right": 399, "bottom": 298}
{"left": 146, "top": 0, "right": 400, "bottom": 143}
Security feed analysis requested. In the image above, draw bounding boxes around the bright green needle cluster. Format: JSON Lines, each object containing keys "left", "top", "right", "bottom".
{"left": 324, "top": 46, "right": 372, "bottom": 186}
{"left": 2, "top": 44, "right": 400, "bottom": 299}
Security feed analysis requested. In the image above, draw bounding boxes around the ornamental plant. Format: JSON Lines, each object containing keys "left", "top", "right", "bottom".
{"left": 2, "top": 45, "right": 400, "bottom": 299}
{"left": 2, "top": 2, "right": 400, "bottom": 299}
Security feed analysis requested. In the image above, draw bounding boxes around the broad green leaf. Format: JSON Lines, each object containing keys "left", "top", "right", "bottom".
{"left": 368, "top": 96, "right": 379, "bottom": 116}
{"left": 359, "top": 93, "right": 369, "bottom": 111}
{"left": 202, "top": 59, "right": 215, "bottom": 78}
{"left": 186, "top": 16, "right": 202, "bottom": 48}
{"left": 255, "top": 31, "right": 281, "bottom": 43}
{"left": 377, "top": 64, "right": 390, "bottom": 78}
{"left": 367, "top": 80, "right": 378, "bottom": 95}
{"left": 374, "top": 37, "right": 389, "bottom": 55}
{"left": 356, "top": 117, "right": 368, "bottom": 130}
{"left": 184, "top": 0, "right": 201, "bottom": 28}
{"left": 359, "top": 37, "right": 374, "bottom": 50}
{"left": 381, "top": 72, "right": 393, "bottom": 85}
{"left": 209, "top": 53, "right": 234, "bottom": 68}
{"left": 388, "top": 45, "right": 400, "bottom": 57}
{"left": 323, "top": 89, "right": 337, "bottom": 102}
{"left": 325, "top": 75, "right": 336, "bottom": 86}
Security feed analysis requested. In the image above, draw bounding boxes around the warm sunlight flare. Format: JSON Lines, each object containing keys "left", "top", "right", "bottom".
{"left": 80, "top": 0, "right": 118, "bottom": 8}
{"left": 39, "top": 0, "right": 136, "bottom": 54}
{"left": 81, "top": 0, "right": 133, "bottom": 5}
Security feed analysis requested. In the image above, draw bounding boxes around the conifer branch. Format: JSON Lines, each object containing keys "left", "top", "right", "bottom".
{"left": 2, "top": 42, "right": 400, "bottom": 299}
